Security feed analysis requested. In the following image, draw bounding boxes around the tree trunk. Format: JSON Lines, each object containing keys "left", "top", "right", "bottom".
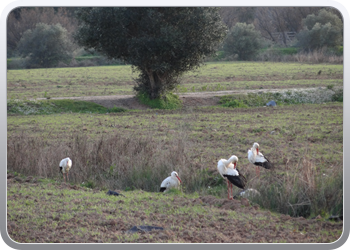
{"left": 147, "top": 70, "right": 156, "bottom": 99}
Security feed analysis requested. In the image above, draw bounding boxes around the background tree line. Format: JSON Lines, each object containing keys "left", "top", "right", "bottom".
{"left": 6, "top": 7, "right": 343, "bottom": 101}
{"left": 7, "top": 6, "right": 343, "bottom": 67}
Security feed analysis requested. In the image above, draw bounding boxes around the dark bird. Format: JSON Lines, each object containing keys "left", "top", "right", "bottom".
{"left": 106, "top": 190, "right": 126, "bottom": 197}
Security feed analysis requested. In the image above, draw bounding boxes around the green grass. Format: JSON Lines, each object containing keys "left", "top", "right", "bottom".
{"left": 259, "top": 47, "right": 299, "bottom": 55}
{"left": 7, "top": 62, "right": 343, "bottom": 99}
{"left": 136, "top": 92, "right": 182, "bottom": 110}
{"left": 7, "top": 61, "right": 343, "bottom": 227}
{"left": 7, "top": 179, "right": 343, "bottom": 243}
{"left": 9, "top": 102, "right": 343, "bottom": 219}
{"left": 7, "top": 99, "right": 127, "bottom": 115}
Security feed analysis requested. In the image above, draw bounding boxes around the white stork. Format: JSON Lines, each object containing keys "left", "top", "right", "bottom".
{"left": 59, "top": 157, "right": 72, "bottom": 183}
{"left": 248, "top": 142, "right": 274, "bottom": 176}
{"left": 160, "top": 171, "right": 182, "bottom": 192}
{"left": 217, "top": 155, "right": 247, "bottom": 200}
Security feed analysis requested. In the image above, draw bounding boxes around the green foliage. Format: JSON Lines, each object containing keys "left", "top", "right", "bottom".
{"left": 165, "top": 188, "right": 183, "bottom": 195}
{"left": 7, "top": 99, "right": 127, "bottom": 115}
{"left": 259, "top": 47, "right": 298, "bottom": 56}
{"left": 17, "top": 23, "right": 74, "bottom": 68}
{"left": 223, "top": 22, "right": 262, "bottom": 60}
{"left": 331, "top": 88, "right": 343, "bottom": 102}
{"left": 74, "top": 7, "right": 228, "bottom": 99}
{"left": 296, "top": 9, "right": 343, "bottom": 51}
{"left": 221, "top": 99, "right": 248, "bottom": 108}
{"left": 136, "top": 92, "right": 182, "bottom": 109}
{"left": 107, "top": 106, "right": 127, "bottom": 113}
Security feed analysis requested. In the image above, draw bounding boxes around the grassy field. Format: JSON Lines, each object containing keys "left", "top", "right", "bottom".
{"left": 7, "top": 62, "right": 343, "bottom": 99}
{"left": 7, "top": 177, "right": 342, "bottom": 243}
{"left": 8, "top": 103, "right": 343, "bottom": 216}
{"left": 7, "top": 61, "right": 343, "bottom": 243}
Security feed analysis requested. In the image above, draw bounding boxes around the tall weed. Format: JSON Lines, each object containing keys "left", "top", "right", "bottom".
{"left": 247, "top": 157, "right": 343, "bottom": 218}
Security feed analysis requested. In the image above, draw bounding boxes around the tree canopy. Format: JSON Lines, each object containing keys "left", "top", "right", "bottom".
{"left": 74, "top": 7, "right": 227, "bottom": 99}
{"left": 296, "top": 9, "right": 343, "bottom": 51}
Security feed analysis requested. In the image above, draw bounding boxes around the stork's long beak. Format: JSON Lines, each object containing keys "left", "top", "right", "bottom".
{"left": 234, "top": 162, "right": 237, "bottom": 169}
{"left": 257, "top": 148, "right": 259, "bottom": 154}
{"left": 176, "top": 176, "right": 182, "bottom": 183}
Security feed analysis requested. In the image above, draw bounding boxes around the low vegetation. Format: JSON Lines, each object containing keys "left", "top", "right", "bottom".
{"left": 219, "top": 86, "right": 343, "bottom": 107}
{"left": 7, "top": 61, "right": 343, "bottom": 243}
{"left": 136, "top": 92, "right": 183, "bottom": 110}
{"left": 8, "top": 100, "right": 343, "bottom": 220}
{"left": 7, "top": 62, "right": 343, "bottom": 100}
{"left": 7, "top": 99, "right": 126, "bottom": 115}
{"left": 7, "top": 177, "right": 342, "bottom": 243}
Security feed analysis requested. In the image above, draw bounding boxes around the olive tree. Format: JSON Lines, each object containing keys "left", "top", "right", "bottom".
{"left": 74, "top": 7, "right": 227, "bottom": 99}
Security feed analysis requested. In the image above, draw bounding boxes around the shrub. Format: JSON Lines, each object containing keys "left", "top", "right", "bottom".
{"left": 221, "top": 99, "right": 248, "bottom": 108}
{"left": 332, "top": 88, "right": 343, "bottom": 102}
{"left": 223, "top": 22, "right": 262, "bottom": 60}
{"left": 296, "top": 9, "right": 343, "bottom": 51}
{"left": 17, "top": 23, "right": 74, "bottom": 68}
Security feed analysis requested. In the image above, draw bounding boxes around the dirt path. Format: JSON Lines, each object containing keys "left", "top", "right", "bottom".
{"left": 37, "top": 87, "right": 324, "bottom": 109}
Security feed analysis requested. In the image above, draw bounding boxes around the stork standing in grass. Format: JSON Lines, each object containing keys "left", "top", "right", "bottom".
{"left": 160, "top": 171, "right": 182, "bottom": 192}
{"left": 59, "top": 157, "right": 72, "bottom": 183}
{"left": 248, "top": 142, "right": 274, "bottom": 176}
{"left": 217, "top": 155, "right": 247, "bottom": 200}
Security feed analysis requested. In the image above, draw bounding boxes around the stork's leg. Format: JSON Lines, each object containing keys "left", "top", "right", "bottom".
{"left": 227, "top": 182, "right": 233, "bottom": 200}
{"left": 256, "top": 166, "right": 260, "bottom": 177}
{"left": 231, "top": 183, "right": 233, "bottom": 199}
{"left": 227, "top": 180, "right": 230, "bottom": 200}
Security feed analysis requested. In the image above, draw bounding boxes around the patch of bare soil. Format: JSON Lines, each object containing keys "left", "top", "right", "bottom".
{"left": 38, "top": 87, "right": 323, "bottom": 109}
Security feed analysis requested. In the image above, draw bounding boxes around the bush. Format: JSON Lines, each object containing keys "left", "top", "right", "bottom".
{"left": 17, "top": 23, "right": 74, "bottom": 68}
{"left": 223, "top": 22, "right": 262, "bottom": 60}
{"left": 296, "top": 9, "right": 343, "bottom": 51}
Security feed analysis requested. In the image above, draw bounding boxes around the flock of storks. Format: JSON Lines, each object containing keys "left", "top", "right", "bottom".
{"left": 58, "top": 142, "right": 273, "bottom": 200}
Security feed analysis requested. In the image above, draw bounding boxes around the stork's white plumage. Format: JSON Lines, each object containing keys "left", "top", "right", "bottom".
{"left": 248, "top": 142, "right": 274, "bottom": 176}
{"left": 217, "top": 155, "right": 247, "bottom": 200}
{"left": 160, "top": 171, "right": 182, "bottom": 192}
{"left": 59, "top": 157, "right": 72, "bottom": 183}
